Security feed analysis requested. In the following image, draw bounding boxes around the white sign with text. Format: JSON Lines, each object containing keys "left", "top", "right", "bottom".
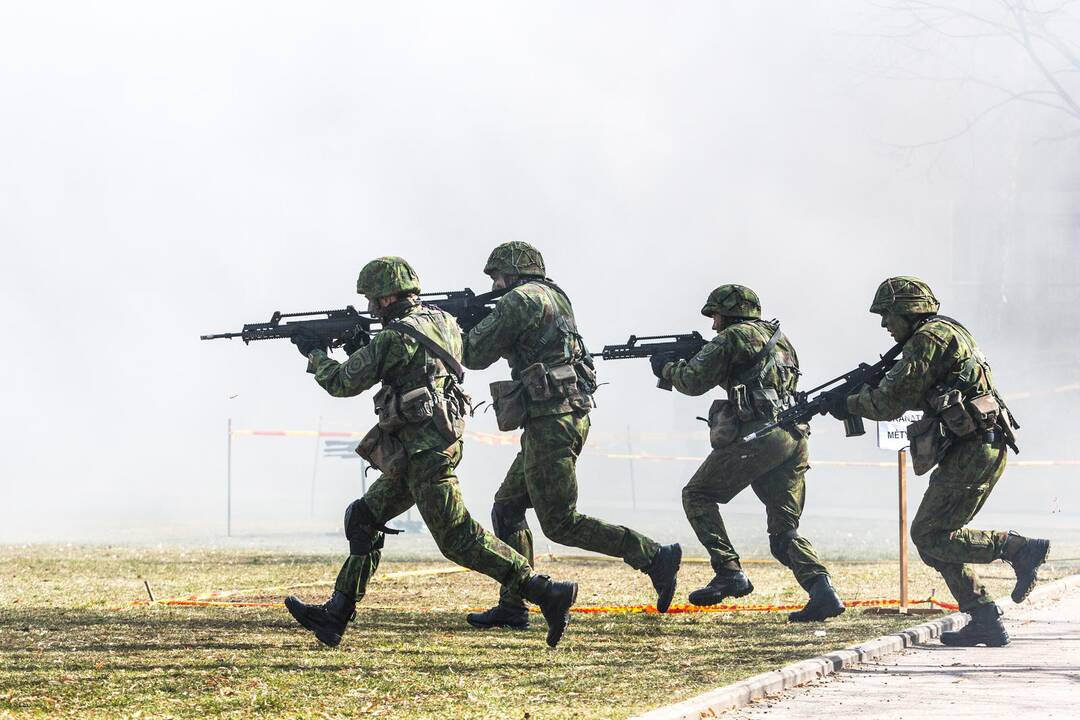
{"left": 876, "top": 410, "right": 924, "bottom": 451}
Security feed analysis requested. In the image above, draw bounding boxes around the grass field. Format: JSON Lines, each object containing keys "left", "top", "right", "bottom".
{"left": 1, "top": 546, "right": 1073, "bottom": 719}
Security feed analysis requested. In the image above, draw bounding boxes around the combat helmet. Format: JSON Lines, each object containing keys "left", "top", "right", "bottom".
{"left": 356, "top": 256, "right": 421, "bottom": 299}
{"left": 483, "top": 241, "right": 546, "bottom": 278}
{"left": 701, "top": 284, "right": 761, "bottom": 319}
{"left": 869, "top": 276, "right": 939, "bottom": 315}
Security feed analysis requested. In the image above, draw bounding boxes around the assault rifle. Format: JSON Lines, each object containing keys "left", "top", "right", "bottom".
{"left": 599, "top": 332, "right": 708, "bottom": 391}
{"left": 200, "top": 288, "right": 506, "bottom": 349}
{"left": 741, "top": 342, "right": 905, "bottom": 442}
{"left": 200, "top": 306, "right": 377, "bottom": 349}
{"left": 421, "top": 288, "right": 507, "bottom": 332}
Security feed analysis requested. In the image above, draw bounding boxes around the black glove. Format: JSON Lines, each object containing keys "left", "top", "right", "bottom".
{"left": 342, "top": 331, "right": 370, "bottom": 356}
{"left": 291, "top": 327, "right": 327, "bottom": 357}
{"left": 650, "top": 351, "right": 678, "bottom": 380}
{"left": 818, "top": 389, "right": 852, "bottom": 420}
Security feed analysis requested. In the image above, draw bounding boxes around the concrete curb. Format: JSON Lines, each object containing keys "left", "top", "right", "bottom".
{"left": 631, "top": 574, "right": 1080, "bottom": 720}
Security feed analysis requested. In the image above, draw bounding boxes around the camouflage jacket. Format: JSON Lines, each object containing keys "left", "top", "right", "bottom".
{"left": 307, "top": 302, "right": 464, "bottom": 455}
{"left": 663, "top": 319, "right": 799, "bottom": 400}
{"left": 462, "top": 279, "right": 592, "bottom": 418}
{"left": 847, "top": 316, "right": 997, "bottom": 421}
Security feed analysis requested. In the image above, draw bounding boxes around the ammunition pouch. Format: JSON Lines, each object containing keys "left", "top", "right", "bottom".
{"left": 431, "top": 384, "right": 468, "bottom": 443}
{"left": 521, "top": 361, "right": 581, "bottom": 401}
{"left": 373, "top": 385, "right": 407, "bottom": 432}
{"left": 707, "top": 399, "right": 741, "bottom": 449}
{"left": 730, "top": 384, "right": 783, "bottom": 424}
{"left": 490, "top": 380, "right": 527, "bottom": 431}
{"left": 907, "top": 416, "right": 952, "bottom": 476}
{"left": 356, "top": 424, "right": 409, "bottom": 478}
{"left": 398, "top": 386, "right": 435, "bottom": 424}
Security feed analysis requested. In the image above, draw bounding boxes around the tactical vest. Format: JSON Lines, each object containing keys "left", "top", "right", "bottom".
{"left": 917, "top": 315, "right": 1016, "bottom": 443}
{"left": 489, "top": 279, "right": 597, "bottom": 429}
{"left": 725, "top": 319, "right": 800, "bottom": 421}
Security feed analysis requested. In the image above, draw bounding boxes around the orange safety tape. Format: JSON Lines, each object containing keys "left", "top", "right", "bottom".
{"left": 132, "top": 595, "right": 959, "bottom": 613}
{"left": 229, "top": 428, "right": 1079, "bottom": 467}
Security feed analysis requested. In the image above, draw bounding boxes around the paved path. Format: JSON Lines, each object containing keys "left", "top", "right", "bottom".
{"left": 728, "top": 582, "right": 1080, "bottom": 719}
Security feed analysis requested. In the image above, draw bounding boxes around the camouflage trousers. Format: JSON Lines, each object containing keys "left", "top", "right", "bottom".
{"left": 682, "top": 425, "right": 828, "bottom": 590}
{"left": 334, "top": 441, "right": 532, "bottom": 602}
{"left": 910, "top": 437, "right": 1011, "bottom": 612}
{"left": 490, "top": 411, "right": 661, "bottom": 608}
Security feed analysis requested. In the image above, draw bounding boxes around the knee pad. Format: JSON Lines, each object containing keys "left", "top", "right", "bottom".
{"left": 769, "top": 528, "right": 800, "bottom": 563}
{"left": 490, "top": 500, "right": 529, "bottom": 540}
{"left": 344, "top": 498, "right": 385, "bottom": 555}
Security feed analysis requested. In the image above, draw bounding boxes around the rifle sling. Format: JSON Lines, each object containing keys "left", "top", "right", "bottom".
{"left": 387, "top": 321, "right": 466, "bottom": 384}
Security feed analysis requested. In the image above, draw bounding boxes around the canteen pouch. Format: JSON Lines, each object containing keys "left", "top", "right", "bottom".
{"left": 908, "top": 416, "right": 951, "bottom": 476}
{"left": 707, "top": 399, "right": 741, "bottom": 449}
{"left": 490, "top": 380, "right": 527, "bottom": 431}
{"left": 968, "top": 393, "right": 1000, "bottom": 430}
{"left": 373, "top": 385, "right": 407, "bottom": 432}
{"left": 931, "top": 387, "right": 978, "bottom": 438}
{"left": 356, "top": 424, "right": 409, "bottom": 478}
{"left": 750, "top": 387, "right": 781, "bottom": 421}
{"left": 398, "top": 386, "right": 434, "bottom": 424}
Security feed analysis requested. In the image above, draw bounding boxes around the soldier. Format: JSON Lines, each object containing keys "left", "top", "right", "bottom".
{"left": 653, "top": 285, "right": 845, "bottom": 621}
{"left": 282, "top": 257, "right": 578, "bottom": 648}
{"left": 461, "top": 241, "right": 682, "bottom": 630}
{"left": 822, "top": 276, "right": 1050, "bottom": 646}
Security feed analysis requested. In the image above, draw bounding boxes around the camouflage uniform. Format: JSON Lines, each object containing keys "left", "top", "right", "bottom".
{"left": 309, "top": 299, "right": 532, "bottom": 604}
{"left": 284, "top": 257, "right": 583, "bottom": 649}
{"left": 663, "top": 286, "right": 829, "bottom": 591}
{"left": 463, "top": 242, "right": 663, "bottom": 610}
{"left": 845, "top": 278, "right": 1023, "bottom": 614}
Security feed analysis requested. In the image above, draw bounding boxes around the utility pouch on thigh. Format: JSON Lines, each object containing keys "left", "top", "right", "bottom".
{"left": 356, "top": 424, "right": 408, "bottom": 478}
{"left": 967, "top": 393, "right": 1000, "bottom": 430}
{"left": 750, "top": 387, "right": 781, "bottom": 421}
{"left": 908, "top": 416, "right": 951, "bottom": 476}
{"left": 707, "top": 399, "right": 741, "bottom": 449}
{"left": 373, "top": 385, "right": 406, "bottom": 432}
{"left": 931, "top": 387, "right": 977, "bottom": 438}
{"left": 731, "top": 384, "right": 755, "bottom": 422}
{"left": 490, "top": 380, "right": 527, "bottom": 431}
{"left": 398, "top": 386, "right": 434, "bottom": 424}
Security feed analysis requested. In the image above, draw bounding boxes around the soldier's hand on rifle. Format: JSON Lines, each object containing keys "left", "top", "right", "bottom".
{"left": 650, "top": 351, "right": 678, "bottom": 380}
{"left": 291, "top": 327, "right": 327, "bottom": 357}
{"left": 819, "top": 390, "right": 852, "bottom": 420}
{"left": 342, "top": 332, "right": 369, "bottom": 356}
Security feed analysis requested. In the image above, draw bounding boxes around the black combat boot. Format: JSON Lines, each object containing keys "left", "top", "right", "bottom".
{"left": 941, "top": 602, "right": 1010, "bottom": 647}
{"left": 788, "top": 575, "right": 845, "bottom": 622}
{"left": 284, "top": 591, "right": 355, "bottom": 647}
{"left": 466, "top": 601, "right": 530, "bottom": 630}
{"left": 1005, "top": 534, "right": 1050, "bottom": 604}
{"left": 687, "top": 568, "right": 754, "bottom": 607}
{"left": 646, "top": 543, "right": 682, "bottom": 613}
{"left": 522, "top": 574, "right": 578, "bottom": 648}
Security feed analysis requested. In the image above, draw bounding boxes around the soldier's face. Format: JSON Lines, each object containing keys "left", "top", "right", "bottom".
{"left": 881, "top": 312, "right": 913, "bottom": 342}
{"left": 712, "top": 313, "right": 725, "bottom": 332}
{"left": 490, "top": 273, "right": 507, "bottom": 290}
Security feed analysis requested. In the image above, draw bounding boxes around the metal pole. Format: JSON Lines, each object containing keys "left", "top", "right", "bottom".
{"left": 309, "top": 416, "right": 323, "bottom": 519}
{"left": 626, "top": 424, "right": 637, "bottom": 511}
{"left": 899, "top": 447, "right": 909, "bottom": 613}
{"left": 226, "top": 418, "right": 233, "bottom": 538}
